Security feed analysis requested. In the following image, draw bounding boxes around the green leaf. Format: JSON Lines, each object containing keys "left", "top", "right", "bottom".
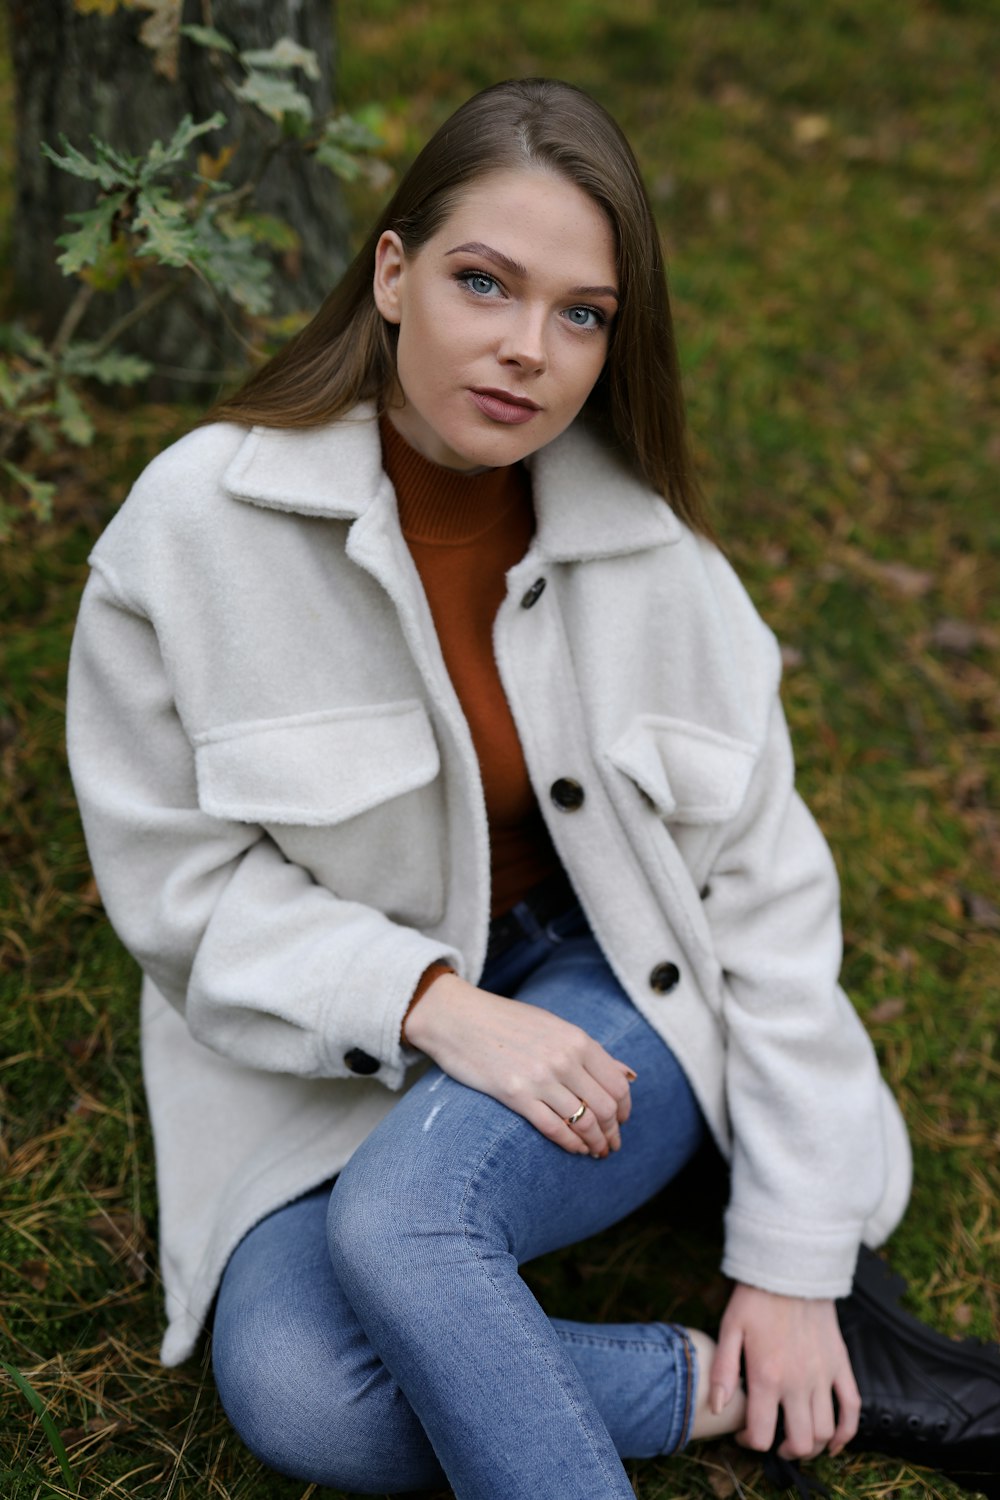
{"left": 54, "top": 190, "right": 129, "bottom": 276}
{"left": 64, "top": 346, "right": 153, "bottom": 386}
{"left": 236, "top": 70, "right": 313, "bottom": 124}
{"left": 180, "top": 23, "right": 236, "bottom": 54}
{"left": 133, "top": 186, "right": 198, "bottom": 266}
{"left": 239, "top": 37, "right": 320, "bottom": 80}
{"left": 314, "top": 112, "right": 385, "bottom": 181}
{"left": 314, "top": 140, "right": 363, "bottom": 181}
{"left": 0, "top": 467, "right": 58, "bottom": 527}
{"left": 231, "top": 212, "right": 301, "bottom": 252}
{"left": 188, "top": 217, "right": 272, "bottom": 313}
{"left": 1, "top": 323, "right": 50, "bottom": 367}
{"left": 141, "top": 113, "right": 226, "bottom": 182}
{"left": 41, "top": 134, "right": 125, "bottom": 190}
{"left": 319, "top": 112, "right": 383, "bottom": 153}
{"left": 54, "top": 381, "right": 94, "bottom": 446}
{"left": 0, "top": 358, "right": 51, "bottom": 409}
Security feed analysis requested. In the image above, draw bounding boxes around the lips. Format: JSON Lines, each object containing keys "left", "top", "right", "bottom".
{"left": 469, "top": 388, "right": 541, "bottom": 425}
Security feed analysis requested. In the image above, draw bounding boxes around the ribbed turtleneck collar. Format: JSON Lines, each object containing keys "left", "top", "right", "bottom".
{"left": 379, "top": 410, "right": 528, "bottom": 545}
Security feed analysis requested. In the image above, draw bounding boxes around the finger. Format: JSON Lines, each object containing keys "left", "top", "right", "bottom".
{"left": 710, "top": 1315, "right": 744, "bottom": 1415}
{"left": 829, "top": 1363, "right": 861, "bottom": 1454}
{"left": 807, "top": 1386, "right": 837, "bottom": 1459}
{"left": 559, "top": 1076, "right": 623, "bottom": 1153}
{"left": 777, "top": 1393, "right": 817, "bottom": 1460}
{"left": 522, "top": 1098, "right": 591, "bottom": 1156}
{"left": 738, "top": 1378, "right": 780, "bottom": 1453}
{"left": 546, "top": 1091, "right": 612, "bottom": 1157}
{"left": 569, "top": 1098, "right": 618, "bottom": 1157}
{"left": 584, "top": 1049, "right": 635, "bottom": 1127}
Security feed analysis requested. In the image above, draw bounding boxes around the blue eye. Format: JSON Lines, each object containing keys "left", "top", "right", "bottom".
{"left": 458, "top": 271, "right": 500, "bottom": 296}
{"left": 565, "top": 305, "right": 605, "bottom": 330}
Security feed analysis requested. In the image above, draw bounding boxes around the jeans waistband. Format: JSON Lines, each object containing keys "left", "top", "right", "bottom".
{"left": 485, "top": 868, "right": 579, "bottom": 965}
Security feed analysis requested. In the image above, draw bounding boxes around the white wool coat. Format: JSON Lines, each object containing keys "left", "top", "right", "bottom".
{"left": 67, "top": 404, "right": 911, "bottom": 1367}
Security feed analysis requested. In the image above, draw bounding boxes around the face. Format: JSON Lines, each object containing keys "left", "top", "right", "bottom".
{"left": 373, "top": 168, "right": 618, "bottom": 471}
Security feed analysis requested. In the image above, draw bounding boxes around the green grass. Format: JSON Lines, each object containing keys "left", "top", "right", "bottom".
{"left": 2, "top": 0, "right": 998, "bottom": 1495}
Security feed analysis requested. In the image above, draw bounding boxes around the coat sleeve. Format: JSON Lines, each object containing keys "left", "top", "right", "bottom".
{"left": 702, "top": 685, "right": 904, "bottom": 1298}
{"left": 67, "top": 565, "right": 462, "bottom": 1089}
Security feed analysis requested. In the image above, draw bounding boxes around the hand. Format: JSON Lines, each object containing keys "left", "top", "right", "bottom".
{"left": 710, "top": 1282, "right": 861, "bottom": 1459}
{"left": 403, "top": 972, "right": 635, "bottom": 1158}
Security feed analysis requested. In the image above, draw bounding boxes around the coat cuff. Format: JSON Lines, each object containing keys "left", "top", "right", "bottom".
{"left": 722, "top": 1205, "right": 861, "bottom": 1300}
{"left": 318, "top": 927, "right": 462, "bottom": 1089}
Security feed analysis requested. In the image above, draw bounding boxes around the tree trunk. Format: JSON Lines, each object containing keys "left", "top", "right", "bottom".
{"left": 6, "top": 0, "right": 349, "bottom": 391}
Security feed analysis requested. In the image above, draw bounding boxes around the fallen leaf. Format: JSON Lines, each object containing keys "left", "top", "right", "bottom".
{"left": 19, "top": 1259, "right": 49, "bottom": 1291}
{"left": 953, "top": 1303, "right": 973, "bottom": 1328}
{"left": 870, "top": 560, "right": 935, "bottom": 598}
{"left": 868, "top": 997, "right": 906, "bottom": 1024}
{"left": 780, "top": 643, "right": 804, "bottom": 671}
{"left": 60, "top": 1416, "right": 132, "bottom": 1447}
{"left": 793, "top": 114, "right": 832, "bottom": 145}
{"left": 962, "top": 892, "right": 1000, "bottom": 930}
{"left": 64, "top": 1031, "right": 103, "bottom": 1061}
{"left": 930, "top": 618, "right": 996, "bottom": 655}
{"left": 86, "top": 1209, "right": 149, "bottom": 1282}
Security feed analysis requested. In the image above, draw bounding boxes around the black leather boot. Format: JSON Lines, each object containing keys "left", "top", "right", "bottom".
{"left": 837, "top": 1247, "right": 1000, "bottom": 1498}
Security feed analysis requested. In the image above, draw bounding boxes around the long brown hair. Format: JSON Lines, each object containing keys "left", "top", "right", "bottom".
{"left": 206, "top": 78, "right": 709, "bottom": 535}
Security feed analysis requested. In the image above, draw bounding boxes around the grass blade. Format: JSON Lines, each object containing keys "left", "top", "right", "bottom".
{"left": 1, "top": 1360, "right": 77, "bottom": 1490}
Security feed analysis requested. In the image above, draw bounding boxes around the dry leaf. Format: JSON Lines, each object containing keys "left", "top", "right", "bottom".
{"left": 780, "top": 643, "right": 805, "bottom": 672}
{"left": 963, "top": 892, "right": 1000, "bottom": 930}
{"left": 19, "top": 1259, "right": 50, "bottom": 1290}
{"left": 133, "top": 0, "right": 182, "bottom": 81}
{"left": 73, "top": 0, "right": 128, "bottom": 13}
{"left": 930, "top": 618, "right": 995, "bottom": 655}
{"left": 870, "top": 560, "right": 935, "bottom": 598}
{"left": 953, "top": 1303, "right": 973, "bottom": 1328}
{"left": 86, "top": 1209, "right": 149, "bottom": 1282}
{"left": 60, "top": 1416, "right": 132, "bottom": 1447}
{"left": 868, "top": 997, "right": 906, "bottom": 1024}
{"left": 793, "top": 114, "right": 831, "bottom": 145}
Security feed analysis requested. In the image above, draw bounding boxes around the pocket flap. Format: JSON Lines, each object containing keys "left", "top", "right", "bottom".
{"left": 193, "top": 701, "right": 440, "bottom": 825}
{"left": 607, "top": 715, "right": 757, "bottom": 824}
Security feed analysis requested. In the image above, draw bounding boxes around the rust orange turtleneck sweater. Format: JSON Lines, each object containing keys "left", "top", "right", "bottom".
{"left": 380, "top": 413, "right": 560, "bottom": 924}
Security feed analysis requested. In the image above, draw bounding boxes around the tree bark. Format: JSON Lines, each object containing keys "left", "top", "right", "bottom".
{"left": 6, "top": 0, "right": 349, "bottom": 390}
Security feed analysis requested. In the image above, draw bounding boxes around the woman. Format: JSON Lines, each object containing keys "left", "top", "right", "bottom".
{"left": 67, "top": 79, "right": 999, "bottom": 1498}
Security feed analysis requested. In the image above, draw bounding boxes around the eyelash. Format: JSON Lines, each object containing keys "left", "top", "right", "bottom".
{"left": 453, "top": 269, "right": 608, "bottom": 331}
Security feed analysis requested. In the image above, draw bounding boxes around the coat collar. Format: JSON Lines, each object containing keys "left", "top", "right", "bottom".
{"left": 221, "top": 402, "right": 683, "bottom": 561}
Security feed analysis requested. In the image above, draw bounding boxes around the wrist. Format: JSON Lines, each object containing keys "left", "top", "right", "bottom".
{"left": 403, "top": 970, "right": 471, "bottom": 1052}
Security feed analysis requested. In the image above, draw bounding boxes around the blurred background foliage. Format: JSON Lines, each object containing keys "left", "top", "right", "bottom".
{"left": 1, "top": 1, "right": 998, "bottom": 1496}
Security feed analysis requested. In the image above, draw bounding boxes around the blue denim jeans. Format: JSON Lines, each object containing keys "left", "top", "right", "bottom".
{"left": 212, "top": 901, "right": 706, "bottom": 1497}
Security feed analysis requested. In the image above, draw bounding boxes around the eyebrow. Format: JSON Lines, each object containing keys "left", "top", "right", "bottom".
{"left": 444, "top": 241, "right": 619, "bottom": 302}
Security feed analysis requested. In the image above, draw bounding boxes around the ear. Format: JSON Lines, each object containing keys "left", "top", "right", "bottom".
{"left": 373, "top": 231, "right": 406, "bottom": 325}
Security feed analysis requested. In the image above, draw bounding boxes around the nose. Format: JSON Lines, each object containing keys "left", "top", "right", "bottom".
{"left": 497, "top": 305, "right": 547, "bottom": 374}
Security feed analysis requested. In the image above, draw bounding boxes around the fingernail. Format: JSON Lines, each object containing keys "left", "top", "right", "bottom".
{"left": 710, "top": 1383, "right": 726, "bottom": 1415}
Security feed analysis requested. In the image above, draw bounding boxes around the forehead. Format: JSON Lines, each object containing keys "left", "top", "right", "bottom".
{"left": 429, "top": 168, "right": 617, "bottom": 283}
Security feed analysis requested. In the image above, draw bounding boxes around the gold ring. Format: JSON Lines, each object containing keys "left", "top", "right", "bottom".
{"left": 565, "top": 1099, "right": 587, "bottom": 1126}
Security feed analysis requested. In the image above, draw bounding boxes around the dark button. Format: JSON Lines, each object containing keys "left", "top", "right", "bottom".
{"left": 520, "top": 577, "right": 547, "bottom": 609}
{"left": 550, "top": 777, "right": 585, "bottom": 811}
{"left": 649, "top": 962, "right": 681, "bottom": 994}
{"left": 344, "top": 1047, "right": 380, "bottom": 1075}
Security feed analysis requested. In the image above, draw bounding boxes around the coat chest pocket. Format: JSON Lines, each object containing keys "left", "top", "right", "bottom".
{"left": 606, "top": 714, "right": 758, "bottom": 884}
{"left": 193, "top": 701, "right": 446, "bottom": 926}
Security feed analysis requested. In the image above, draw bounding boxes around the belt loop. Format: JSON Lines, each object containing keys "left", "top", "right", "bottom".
{"left": 510, "top": 899, "right": 545, "bottom": 944}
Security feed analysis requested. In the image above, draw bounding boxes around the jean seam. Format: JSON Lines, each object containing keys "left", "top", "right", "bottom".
{"left": 665, "top": 1323, "right": 696, "bottom": 1455}
{"left": 456, "top": 1114, "right": 626, "bottom": 1496}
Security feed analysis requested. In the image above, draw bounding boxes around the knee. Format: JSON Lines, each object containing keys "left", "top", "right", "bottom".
{"left": 212, "top": 1282, "right": 371, "bottom": 1488}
